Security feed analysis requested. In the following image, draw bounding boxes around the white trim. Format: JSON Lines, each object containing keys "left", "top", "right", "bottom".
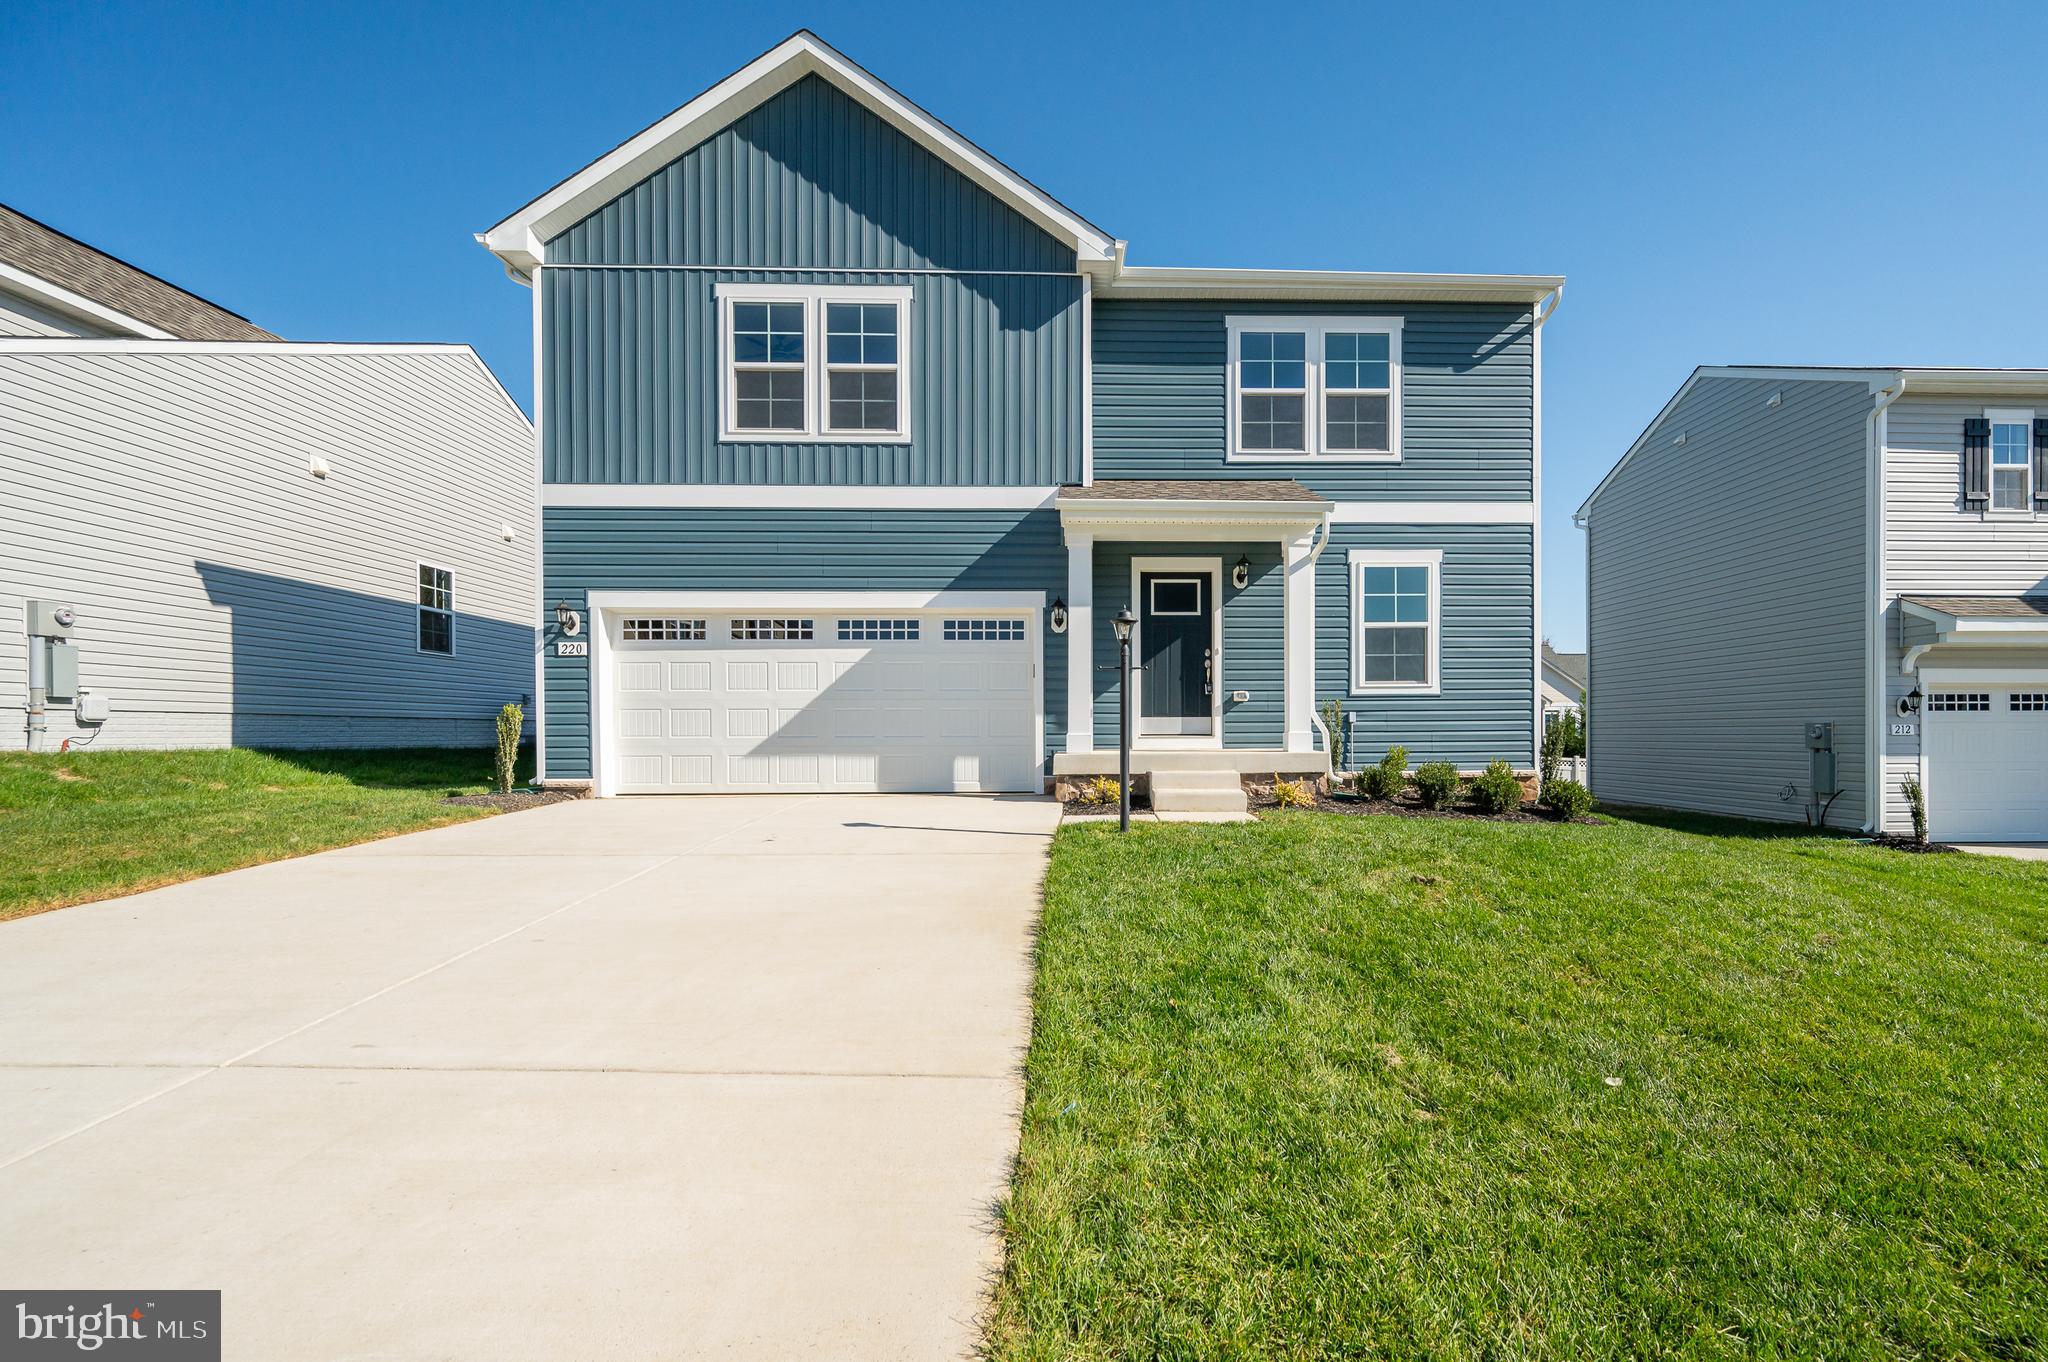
{"left": 544, "top": 484, "right": 1059, "bottom": 509}
{"left": 584, "top": 589, "right": 1044, "bottom": 797}
{"left": 1530, "top": 300, "right": 1545, "bottom": 771}
{"left": 1919, "top": 666, "right": 2048, "bottom": 686}
{"left": 714, "top": 283, "right": 913, "bottom": 444}
{"left": 0, "top": 260, "right": 175, "bottom": 339}
{"left": 1099, "top": 265, "right": 1564, "bottom": 306}
{"left": 1347, "top": 548, "right": 1442, "bottom": 696}
{"left": 1129, "top": 556, "right": 1222, "bottom": 745}
{"left": 0, "top": 338, "right": 479, "bottom": 356}
{"left": 1864, "top": 377, "right": 1905, "bottom": 831}
{"left": 480, "top": 31, "right": 1115, "bottom": 277}
{"left": 1284, "top": 530, "right": 1318, "bottom": 752}
{"left": 1327, "top": 501, "right": 1533, "bottom": 525}
{"left": 1065, "top": 530, "right": 1094, "bottom": 753}
{"left": 531, "top": 264, "right": 548, "bottom": 783}
{"left": 1079, "top": 273, "right": 1094, "bottom": 486}
{"left": 1147, "top": 576, "right": 1204, "bottom": 616}
{"left": 1224, "top": 315, "right": 1404, "bottom": 462}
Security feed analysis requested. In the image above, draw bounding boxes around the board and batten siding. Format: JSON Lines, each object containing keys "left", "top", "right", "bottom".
{"left": 1585, "top": 375, "right": 1873, "bottom": 827}
{"left": 1877, "top": 393, "right": 2048, "bottom": 830}
{"left": 0, "top": 347, "right": 535, "bottom": 750}
{"left": 540, "top": 73, "right": 1083, "bottom": 488}
{"left": 539, "top": 507, "right": 1067, "bottom": 780}
{"left": 1321, "top": 524, "right": 1535, "bottom": 769}
{"left": 1088, "top": 541, "right": 1283, "bottom": 749}
{"left": 1092, "top": 300, "right": 1533, "bottom": 497}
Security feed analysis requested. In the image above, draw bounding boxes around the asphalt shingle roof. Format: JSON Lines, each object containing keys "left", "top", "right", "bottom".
{"left": 0, "top": 204, "right": 278, "bottom": 342}
{"left": 1902, "top": 595, "right": 2048, "bottom": 620}
{"left": 1058, "top": 479, "right": 1324, "bottom": 503}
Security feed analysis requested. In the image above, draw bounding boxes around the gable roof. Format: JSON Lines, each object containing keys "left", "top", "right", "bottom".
{"left": 1542, "top": 643, "right": 1587, "bottom": 692}
{"left": 0, "top": 203, "right": 277, "bottom": 342}
{"left": 481, "top": 30, "right": 1117, "bottom": 279}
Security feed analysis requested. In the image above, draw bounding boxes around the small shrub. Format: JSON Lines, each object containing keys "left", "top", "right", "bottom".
{"left": 1543, "top": 778, "right": 1594, "bottom": 821}
{"left": 1272, "top": 774, "right": 1315, "bottom": 808}
{"left": 1077, "top": 776, "right": 1122, "bottom": 806}
{"left": 1359, "top": 744, "right": 1408, "bottom": 801}
{"left": 1319, "top": 698, "right": 1346, "bottom": 771}
{"left": 494, "top": 702, "right": 523, "bottom": 795}
{"left": 1412, "top": 762, "right": 1461, "bottom": 809}
{"left": 1471, "top": 759, "right": 1525, "bottom": 815}
{"left": 1902, "top": 775, "right": 1928, "bottom": 842}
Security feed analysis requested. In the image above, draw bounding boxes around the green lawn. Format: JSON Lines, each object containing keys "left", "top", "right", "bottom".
{"left": 0, "top": 747, "right": 521, "bottom": 921}
{"left": 991, "top": 810, "right": 2048, "bottom": 1361}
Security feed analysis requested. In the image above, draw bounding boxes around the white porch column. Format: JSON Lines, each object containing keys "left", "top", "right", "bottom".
{"left": 1283, "top": 529, "right": 1317, "bottom": 752}
{"left": 1065, "top": 529, "right": 1095, "bottom": 752}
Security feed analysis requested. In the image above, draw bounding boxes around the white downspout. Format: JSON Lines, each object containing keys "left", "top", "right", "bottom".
{"left": 1304, "top": 515, "right": 1336, "bottom": 770}
{"left": 1529, "top": 284, "right": 1563, "bottom": 780}
{"left": 1862, "top": 374, "right": 1906, "bottom": 832}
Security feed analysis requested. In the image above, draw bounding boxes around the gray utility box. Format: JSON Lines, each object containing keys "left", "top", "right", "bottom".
{"left": 26, "top": 600, "right": 77, "bottom": 637}
{"left": 48, "top": 641, "right": 79, "bottom": 703}
{"left": 1805, "top": 721, "right": 1838, "bottom": 797}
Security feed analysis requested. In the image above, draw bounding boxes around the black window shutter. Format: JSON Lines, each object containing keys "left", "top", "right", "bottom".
{"left": 2035, "top": 418, "right": 2048, "bottom": 507}
{"left": 1962, "top": 417, "right": 1990, "bottom": 504}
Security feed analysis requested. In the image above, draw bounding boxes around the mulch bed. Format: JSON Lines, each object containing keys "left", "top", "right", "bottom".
{"left": 1247, "top": 784, "right": 1600, "bottom": 825}
{"left": 442, "top": 789, "right": 580, "bottom": 812}
{"left": 1864, "top": 833, "right": 1961, "bottom": 855}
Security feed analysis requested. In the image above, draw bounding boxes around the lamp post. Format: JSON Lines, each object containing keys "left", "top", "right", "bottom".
{"left": 1112, "top": 606, "right": 1136, "bottom": 832}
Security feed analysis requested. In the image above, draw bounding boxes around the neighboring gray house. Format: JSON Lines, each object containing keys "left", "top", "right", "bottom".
{"left": 1578, "top": 366, "right": 2048, "bottom": 841}
{"left": 480, "top": 31, "right": 1558, "bottom": 808}
{"left": 1541, "top": 641, "right": 1585, "bottom": 720}
{"left": 1, "top": 203, "right": 536, "bottom": 751}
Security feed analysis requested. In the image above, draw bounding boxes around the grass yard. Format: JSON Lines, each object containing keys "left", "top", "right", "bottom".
{"left": 991, "top": 810, "right": 2048, "bottom": 1360}
{"left": 0, "top": 747, "right": 523, "bottom": 921}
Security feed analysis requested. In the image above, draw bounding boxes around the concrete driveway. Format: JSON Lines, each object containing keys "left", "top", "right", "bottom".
{"left": 0, "top": 794, "right": 1061, "bottom": 1360}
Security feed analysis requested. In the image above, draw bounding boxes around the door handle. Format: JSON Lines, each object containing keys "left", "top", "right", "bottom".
{"left": 1204, "top": 647, "right": 1214, "bottom": 695}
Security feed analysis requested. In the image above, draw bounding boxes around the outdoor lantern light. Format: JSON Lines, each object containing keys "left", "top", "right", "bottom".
{"left": 554, "top": 600, "right": 582, "bottom": 636}
{"left": 1901, "top": 685, "right": 1923, "bottom": 716}
{"left": 1112, "top": 606, "right": 1136, "bottom": 645}
{"left": 1112, "top": 606, "right": 1138, "bottom": 832}
{"left": 1049, "top": 597, "right": 1068, "bottom": 634}
{"left": 1232, "top": 555, "right": 1251, "bottom": 589}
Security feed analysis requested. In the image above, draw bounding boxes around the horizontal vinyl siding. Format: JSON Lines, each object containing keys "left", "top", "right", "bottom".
{"left": 550, "top": 75, "right": 1075, "bottom": 273}
{"left": 1088, "top": 541, "right": 1283, "bottom": 749}
{"left": 539, "top": 507, "right": 1066, "bottom": 779}
{"left": 1585, "top": 376, "right": 1870, "bottom": 826}
{"left": 1320, "top": 524, "right": 1535, "bottom": 769}
{"left": 0, "top": 349, "right": 535, "bottom": 750}
{"left": 1092, "top": 300, "right": 1534, "bottom": 498}
{"left": 0, "top": 286, "right": 105, "bottom": 338}
{"left": 541, "top": 267, "right": 1081, "bottom": 485}
{"left": 1877, "top": 394, "right": 2048, "bottom": 830}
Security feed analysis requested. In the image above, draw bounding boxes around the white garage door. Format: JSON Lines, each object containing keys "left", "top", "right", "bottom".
{"left": 606, "top": 610, "right": 1038, "bottom": 794}
{"left": 1925, "top": 688, "right": 2048, "bottom": 842}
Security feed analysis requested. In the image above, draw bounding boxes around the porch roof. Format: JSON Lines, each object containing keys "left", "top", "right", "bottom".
{"left": 1902, "top": 595, "right": 2048, "bottom": 633}
{"left": 1057, "top": 479, "right": 1326, "bottom": 504}
{"left": 1054, "top": 480, "right": 1332, "bottom": 541}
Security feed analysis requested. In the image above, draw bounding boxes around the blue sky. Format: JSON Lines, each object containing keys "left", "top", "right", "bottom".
{"left": 8, "top": 1, "right": 2046, "bottom": 648}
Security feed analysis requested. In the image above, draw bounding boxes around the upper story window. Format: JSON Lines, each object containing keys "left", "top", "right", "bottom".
{"left": 417, "top": 564, "right": 454, "bottom": 655}
{"left": 1348, "top": 548, "right": 1439, "bottom": 694}
{"left": 1988, "top": 409, "right": 2033, "bottom": 512}
{"left": 1228, "top": 316, "right": 1402, "bottom": 461}
{"left": 716, "top": 284, "right": 912, "bottom": 444}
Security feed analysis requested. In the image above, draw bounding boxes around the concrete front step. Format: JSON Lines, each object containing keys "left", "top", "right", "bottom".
{"left": 1149, "top": 768, "right": 1249, "bottom": 814}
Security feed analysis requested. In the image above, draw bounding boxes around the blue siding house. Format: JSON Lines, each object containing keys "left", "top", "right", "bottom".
{"left": 482, "top": 31, "right": 1558, "bottom": 805}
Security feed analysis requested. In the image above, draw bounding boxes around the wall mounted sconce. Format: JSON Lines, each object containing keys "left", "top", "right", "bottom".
{"left": 1232, "top": 556, "right": 1251, "bottom": 589}
{"left": 1049, "top": 597, "right": 1068, "bottom": 634}
{"left": 554, "top": 600, "right": 582, "bottom": 636}
{"left": 1900, "top": 685, "right": 1922, "bottom": 716}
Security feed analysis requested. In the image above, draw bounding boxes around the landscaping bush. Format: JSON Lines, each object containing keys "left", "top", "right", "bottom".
{"left": 1272, "top": 774, "right": 1315, "bottom": 808}
{"left": 1471, "top": 759, "right": 1525, "bottom": 814}
{"left": 1358, "top": 744, "right": 1408, "bottom": 801}
{"left": 1412, "top": 762, "right": 1461, "bottom": 809}
{"left": 494, "top": 702, "right": 523, "bottom": 795}
{"left": 1543, "top": 777, "right": 1594, "bottom": 820}
{"left": 1902, "top": 775, "right": 1928, "bottom": 842}
{"left": 1077, "top": 776, "right": 1122, "bottom": 806}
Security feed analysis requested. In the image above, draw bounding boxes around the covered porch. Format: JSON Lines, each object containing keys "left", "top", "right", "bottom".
{"left": 1053, "top": 480, "right": 1333, "bottom": 797}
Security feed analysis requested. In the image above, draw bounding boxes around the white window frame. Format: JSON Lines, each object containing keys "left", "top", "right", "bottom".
{"left": 715, "top": 283, "right": 913, "bottom": 444}
{"left": 1226, "top": 315, "right": 1403, "bottom": 463}
{"left": 1347, "top": 547, "right": 1440, "bottom": 695}
{"left": 1985, "top": 407, "right": 2034, "bottom": 515}
{"left": 415, "top": 561, "right": 455, "bottom": 657}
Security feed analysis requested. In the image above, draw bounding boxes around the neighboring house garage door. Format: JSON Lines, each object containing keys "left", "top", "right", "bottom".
{"left": 606, "top": 609, "right": 1038, "bottom": 794}
{"left": 1925, "top": 689, "right": 2048, "bottom": 842}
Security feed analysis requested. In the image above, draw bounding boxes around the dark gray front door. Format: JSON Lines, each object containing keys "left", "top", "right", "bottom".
{"left": 1138, "top": 572, "right": 1211, "bottom": 732}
